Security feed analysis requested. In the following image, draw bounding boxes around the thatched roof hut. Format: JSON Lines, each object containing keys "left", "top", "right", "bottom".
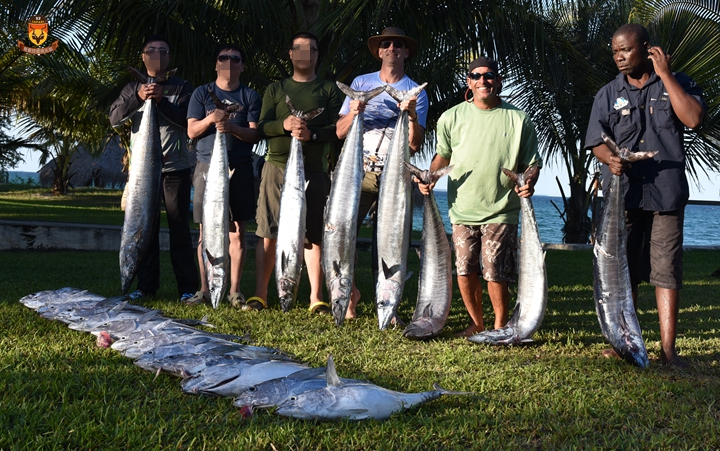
{"left": 39, "top": 137, "right": 127, "bottom": 189}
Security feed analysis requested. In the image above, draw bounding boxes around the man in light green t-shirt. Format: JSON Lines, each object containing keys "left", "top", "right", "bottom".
{"left": 417, "top": 57, "right": 542, "bottom": 338}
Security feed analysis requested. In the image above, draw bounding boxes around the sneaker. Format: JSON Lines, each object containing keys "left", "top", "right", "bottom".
{"left": 183, "top": 291, "right": 210, "bottom": 306}
{"left": 227, "top": 292, "right": 246, "bottom": 308}
{"left": 179, "top": 293, "right": 195, "bottom": 303}
{"left": 127, "top": 289, "right": 146, "bottom": 301}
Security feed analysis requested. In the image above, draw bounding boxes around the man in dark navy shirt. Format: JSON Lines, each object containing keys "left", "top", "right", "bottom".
{"left": 585, "top": 23, "right": 706, "bottom": 366}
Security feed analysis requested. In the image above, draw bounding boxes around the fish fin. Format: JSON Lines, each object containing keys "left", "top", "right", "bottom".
{"left": 432, "top": 382, "right": 475, "bottom": 396}
{"left": 285, "top": 96, "right": 300, "bottom": 117}
{"left": 325, "top": 355, "right": 342, "bottom": 387}
{"left": 285, "top": 95, "right": 325, "bottom": 120}
{"left": 380, "top": 259, "right": 393, "bottom": 279}
{"left": 128, "top": 66, "right": 148, "bottom": 83}
{"left": 208, "top": 87, "right": 226, "bottom": 109}
{"left": 138, "top": 309, "right": 161, "bottom": 323}
{"left": 287, "top": 366, "right": 326, "bottom": 381}
{"left": 430, "top": 165, "right": 454, "bottom": 182}
{"left": 405, "top": 271, "right": 414, "bottom": 282}
{"left": 422, "top": 303, "right": 433, "bottom": 318}
{"left": 153, "top": 319, "right": 174, "bottom": 331}
{"left": 108, "top": 301, "right": 128, "bottom": 316}
{"left": 403, "top": 161, "right": 427, "bottom": 183}
{"left": 385, "top": 85, "right": 402, "bottom": 102}
{"left": 97, "top": 295, "right": 125, "bottom": 308}
{"left": 601, "top": 132, "right": 658, "bottom": 162}
{"left": 501, "top": 167, "right": 519, "bottom": 185}
{"left": 228, "top": 168, "right": 235, "bottom": 181}
{"left": 152, "top": 68, "right": 177, "bottom": 83}
{"left": 332, "top": 261, "right": 342, "bottom": 277}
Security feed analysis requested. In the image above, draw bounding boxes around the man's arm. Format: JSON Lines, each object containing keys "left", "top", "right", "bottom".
{"left": 108, "top": 82, "right": 143, "bottom": 127}
{"left": 649, "top": 46, "right": 705, "bottom": 129}
{"left": 216, "top": 120, "right": 260, "bottom": 143}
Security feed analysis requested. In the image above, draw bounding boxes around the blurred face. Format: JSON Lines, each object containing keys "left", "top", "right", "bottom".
{"left": 467, "top": 66, "right": 501, "bottom": 105}
{"left": 141, "top": 40, "right": 170, "bottom": 74}
{"left": 612, "top": 32, "right": 649, "bottom": 77}
{"left": 289, "top": 37, "right": 318, "bottom": 72}
{"left": 215, "top": 49, "right": 244, "bottom": 80}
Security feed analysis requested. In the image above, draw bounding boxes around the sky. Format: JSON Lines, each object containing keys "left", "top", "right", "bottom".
{"left": 13, "top": 146, "right": 720, "bottom": 201}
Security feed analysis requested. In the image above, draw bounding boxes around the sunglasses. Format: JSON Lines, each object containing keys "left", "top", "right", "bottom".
{"left": 468, "top": 71, "right": 497, "bottom": 81}
{"left": 379, "top": 40, "right": 406, "bottom": 49}
{"left": 218, "top": 54, "right": 242, "bottom": 63}
{"left": 143, "top": 47, "right": 169, "bottom": 55}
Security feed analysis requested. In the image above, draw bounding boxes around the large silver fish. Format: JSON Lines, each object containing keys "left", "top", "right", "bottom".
{"left": 181, "top": 359, "right": 310, "bottom": 397}
{"left": 20, "top": 288, "right": 105, "bottom": 310}
{"left": 275, "top": 355, "right": 471, "bottom": 421}
{"left": 468, "top": 165, "right": 548, "bottom": 345}
{"left": 275, "top": 96, "right": 324, "bottom": 312}
{"left": 402, "top": 163, "right": 454, "bottom": 340}
{"left": 375, "top": 83, "right": 427, "bottom": 330}
{"left": 119, "top": 67, "right": 176, "bottom": 293}
{"left": 592, "top": 133, "right": 656, "bottom": 369}
{"left": 323, "top": 82, "right": 386, "bottom": 325}
{"left": 201, "top": 88, "right": 243, "bottom": 309}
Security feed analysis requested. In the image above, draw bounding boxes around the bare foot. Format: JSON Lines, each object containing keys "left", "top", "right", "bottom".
{"left": 345, "top": 287, "right": 360, "bottom": 319}
{"left": 602, "top": 348, "right": 620, "bottom": 359}
{"left": 660, "top": 349, "right": 688, "bottom": 368}
{"left": 391, "top": 314, "right": 406, "bottom": 328}
{"left": 454, "top": 324, "right": 483, "bottom": 338}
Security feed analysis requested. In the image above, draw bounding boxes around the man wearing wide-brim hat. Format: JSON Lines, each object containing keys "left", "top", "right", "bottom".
{"left": 336, "top": 27, "right": 429, "bottom": 319}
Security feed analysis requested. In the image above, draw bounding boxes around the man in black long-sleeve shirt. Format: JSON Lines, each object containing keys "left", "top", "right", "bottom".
{"left": 109, "top": 35, "right": 199, "bottom": 302}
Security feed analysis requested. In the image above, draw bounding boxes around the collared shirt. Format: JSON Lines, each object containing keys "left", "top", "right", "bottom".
{"left": 585, "top": 71, "right": 706, "bottom": 212}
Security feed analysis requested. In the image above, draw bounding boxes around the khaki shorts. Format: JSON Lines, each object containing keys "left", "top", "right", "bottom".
{"left": 626, "top": 208, "right": 684, "bottom": 289}
{"left": 255, "top": 162, "right": 329, "bottom": 245}
{"left": 192, "top": 160, "right": 256, "bottom": 223}
{"left": 451, "top": 223, "right": 518, "bottom": 282}
{"left": 355, "top": 171, "right": 381, "bottom": 231}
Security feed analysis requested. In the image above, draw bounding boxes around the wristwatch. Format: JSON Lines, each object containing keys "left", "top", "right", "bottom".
{"left": 312, "top": 132, "right": 318, "bottom": 141}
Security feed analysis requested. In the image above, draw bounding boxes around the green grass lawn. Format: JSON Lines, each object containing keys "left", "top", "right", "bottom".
{"left": 1, "top": 185, "right": 720, "bottom": 450}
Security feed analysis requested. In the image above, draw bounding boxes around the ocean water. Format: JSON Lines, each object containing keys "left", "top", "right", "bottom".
{"left": 417, "top": 191, "right": 720, "bottom": 247}
{"left": 5, "top": 171, "right": 719, "bottom": 246}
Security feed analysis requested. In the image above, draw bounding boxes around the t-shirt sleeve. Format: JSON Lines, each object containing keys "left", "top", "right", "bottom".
{"left": 187, "top": 86, "right": 207, "bottom": 120}
{"left": 416, "top": 90, "right": 429, "bottom": 128}
{"left": 584, "top": 88, "right": 611, "bottom": 150}
{"left": 247, "top": 89, "right": 262, "bottom": 123}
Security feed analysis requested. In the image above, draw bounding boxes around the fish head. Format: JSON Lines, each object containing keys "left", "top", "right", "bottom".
{"left": 329, "top": 277, "right": 352, "bottom": 321}
{"left": 207, "top": 265, "right": 227, "bottom": 309}
{"left": 278, "top": 277, "right": 298, "bottom": 312}
{"left": 619, "top": 333, "right": 650, "bottom": 369}
{"left": 234, "top": 379, "right": 289, "bottom": 409}
{"left": 376, "top": 279, "right": 402, "bottom": 330}
{"left": 275, "top": 389, "right": 334, "bottom": 420}
{"left": 403, "top": 319, "right": 439, "bottom": 340}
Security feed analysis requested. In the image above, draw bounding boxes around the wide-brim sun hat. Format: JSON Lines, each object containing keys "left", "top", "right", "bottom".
{"left": 367, "top": 27, "right": 418, "bottom": 60}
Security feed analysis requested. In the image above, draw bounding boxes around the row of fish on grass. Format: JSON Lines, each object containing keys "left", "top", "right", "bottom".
{"left": 20, "top": 287, "right": 472, "bottom": 420}
{"left": 116, "top": 67, "right": 648, "bottom": 367}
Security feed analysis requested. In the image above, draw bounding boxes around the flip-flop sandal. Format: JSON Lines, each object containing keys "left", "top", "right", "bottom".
{"left": 184, "top": 291, "right": 210, "bottom": 306}
{"left": 309, "top": 301, "right": 331, "bottom": 315}
{"left": 227, "top": 292, "right": 246, "bottom": 308}
{"left": 242, "top": 296, "right": 267, "bottom": 311}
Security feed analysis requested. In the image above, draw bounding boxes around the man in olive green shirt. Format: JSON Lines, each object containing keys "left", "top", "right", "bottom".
{"left": 418, "top": 57, "right": 541, "bottom": 337}
{"left": 247, "top": 31, "right": 342, "bottom": 312}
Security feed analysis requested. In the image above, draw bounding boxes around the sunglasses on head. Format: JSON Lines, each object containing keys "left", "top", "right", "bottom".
{"left": 468, "top": 71, "right": 497, "bottom": 81}
{"left": 379, "top": 39, "right": 406, "bottom": 49}
{"left": 218, "top": 54, "right": 242, "bottom": 63}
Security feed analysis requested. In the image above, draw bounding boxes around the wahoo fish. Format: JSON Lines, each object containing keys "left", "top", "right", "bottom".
{"left": 20, "top": 288, "right": 105, "bottom": 310}
{"left": 276, "top": 96, "right": 324, "bottom": 312}
{"left": 275, "top": 355, "right": 471, "bottom": 421}
{"left": 468, "top": 165, "right": 548, "bottom": 345}
{"left": 593, "top": 133, "right": 656, "bottom": 369}
{"left": 375, "top": 83, "right": 428, "bottom": 330}
{"left": 119, "top": 67, "right": 176, "bottom": 293}
{"left": 402, "top": 163, "right": 454, "bottom": 340}
{"left": 201, "top": 88, "right": 243, "bottom": 308}
{"left": 323, "top": 82, "right": 386, "bottom": 325}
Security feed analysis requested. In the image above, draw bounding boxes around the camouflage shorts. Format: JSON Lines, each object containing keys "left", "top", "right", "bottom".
{"left": 451, "top": 223, "right": 518, "bottom": 282}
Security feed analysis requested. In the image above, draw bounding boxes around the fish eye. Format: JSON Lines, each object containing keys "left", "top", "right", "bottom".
{"left": 289, "top": 397, "right": 297, "bottom": 401}
{"left": 248, "top": 387, "right": 257, "bottom": 392}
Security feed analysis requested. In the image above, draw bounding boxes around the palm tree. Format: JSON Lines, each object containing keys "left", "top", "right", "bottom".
{"left": 505, "top": 0, "right": 720, "bottom": 243}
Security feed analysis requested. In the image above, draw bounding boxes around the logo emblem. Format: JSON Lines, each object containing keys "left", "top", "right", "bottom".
{"left": 18, "top": 15, "right": 60, "bottom": 55}
{"left": 28, "top": 15, "right": 48, "bottom": 45}
{"left": 613, "top": 97, "right": 629, "bottom": 110}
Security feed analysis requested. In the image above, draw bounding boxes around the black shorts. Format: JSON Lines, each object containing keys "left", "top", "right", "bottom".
{"left": 193, "top": 160, "right": 256, "bottom": 224}
{"left": 626, "top": 208, "right": 684, "bottom": 289}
